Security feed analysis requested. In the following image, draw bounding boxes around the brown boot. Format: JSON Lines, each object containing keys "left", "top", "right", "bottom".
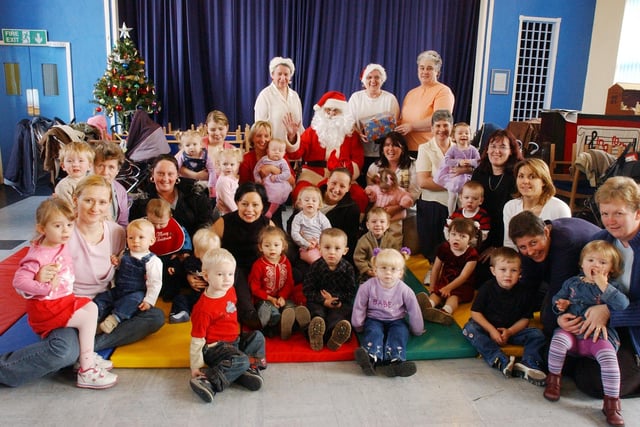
{"left": 602, "top": 395, "right": 625, "bottom": 426}
{"left": 543, "top": 372, "right": 561, "bottom": 401}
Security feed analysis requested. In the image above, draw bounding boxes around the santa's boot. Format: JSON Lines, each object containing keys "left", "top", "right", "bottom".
{"left": 602, "top": 395, "right": 624, "bottom": 426}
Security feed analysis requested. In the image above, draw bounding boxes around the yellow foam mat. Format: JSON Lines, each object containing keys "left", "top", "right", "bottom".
{"left": 110, "top": 301, "right": 191, "bottom": 368}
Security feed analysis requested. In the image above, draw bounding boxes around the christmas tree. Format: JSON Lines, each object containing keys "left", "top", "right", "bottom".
{"left": 92, "top": 23, "right": 160, "bottom": 130}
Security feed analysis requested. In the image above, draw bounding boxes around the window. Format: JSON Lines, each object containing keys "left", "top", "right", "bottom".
{"left": 615, "top": 0, "right": 640, "bottom": 83}
{"left": 3, "top": 62, "right": 20, "bottom": 95}
{"left": 41, "top": 63, "right": 59, "bottom": 96}
{"left": 511, "top": 17, "right": 560, "bottom": 121}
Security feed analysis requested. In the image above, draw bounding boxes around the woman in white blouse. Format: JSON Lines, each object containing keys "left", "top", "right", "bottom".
{"left": 503, "top": 157, "right": 571, "bottom": 248}
{"left": 348, "top": 63, "right": 400, "bottom": 184}
{"left": 254, "top": 56, "right": 304, "bottom": 143}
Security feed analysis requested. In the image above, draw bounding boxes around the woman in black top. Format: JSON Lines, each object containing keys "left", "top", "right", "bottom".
{"left": 471, "top": 129, "right": 522, "bottom": 282}
{"left": 212, "top": 182, "right": 274, "bottom": 329}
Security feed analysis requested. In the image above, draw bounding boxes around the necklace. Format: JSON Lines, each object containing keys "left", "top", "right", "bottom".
{"left": 488, "top": 173, "right": 504, "bottom": 191}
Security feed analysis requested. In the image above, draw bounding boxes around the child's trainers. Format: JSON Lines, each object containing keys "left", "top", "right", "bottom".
{"left": 169, "top": 310, "right": 190, "bottom": 324}
{"left": 513, "top": 362, "right": 547, "bottom": 386}
{"left": 190, "top": 377, "right": 216, "bottom": 403}
{"left": 73, "top": 353, "right": 113, "bottom": 372}
{"left": 77, "top": 366, "right": 118, "bottom": 389}
{"left": 494, "top": 355, "right": 515, "bottom": 378}
{"left": 99, "top": 314, "right": 120, "bottom": 334}
{"left": 422, "top": 307, "right": 454, "bottom": 326}
{"left": 354, "top": 347, "right": 376, "bottom": 376}
{"left": 234, "top": 367, "right": 263, "bottom": 391}
{"left": 308, "top": 317, "right": 326, "bottom": 351}
{"left": 280, "top": 307, "right": 295, "bottom": 340}
{"left": 294, "top": 305, "right": 311, "bottom": 329}
{"left": 327, "top": 320, "right": 351, "bottom": 351}
{"left": 379, "top": 360, "right": 417, "bottom": 377}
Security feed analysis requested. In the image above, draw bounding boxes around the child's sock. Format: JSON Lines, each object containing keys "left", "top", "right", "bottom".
{"left": 442, "top": 305, "right": 453, "bottom": 314}
{"left": 79, "top": 349, "right": 95, "bottom": 371}
{"left": 427, "top": 298, "right": 436, "bottom": 308}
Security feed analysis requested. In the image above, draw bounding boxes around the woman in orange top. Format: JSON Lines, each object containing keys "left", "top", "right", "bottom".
{"left": 396, "top": 50, "right": 455, "bottom": 156}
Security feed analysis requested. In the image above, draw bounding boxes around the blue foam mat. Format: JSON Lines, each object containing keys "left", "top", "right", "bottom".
{"left": 0, "top": 314, "right": 113, "bottom": 359}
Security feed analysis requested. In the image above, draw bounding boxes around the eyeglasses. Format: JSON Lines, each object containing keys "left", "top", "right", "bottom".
{"left": 488, "top": 144, "right": 510, "bottom": 151}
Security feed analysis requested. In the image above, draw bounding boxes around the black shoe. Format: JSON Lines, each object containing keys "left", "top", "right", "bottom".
{"left": 354, "top": 347, "right": 376, "bottom": 376}
{"left": 379, "top": 360, "right": 417, "bottom": 377}
{"left": 190, "top": 377, "right": 216, "bottom": 403}
{"left": 234, "top": 368, "right": 263, "bottom": 391}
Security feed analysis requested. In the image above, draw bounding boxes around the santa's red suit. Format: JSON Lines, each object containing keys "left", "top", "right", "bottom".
{"left": 287, "top": 91, "right": 367, "bottom": 212}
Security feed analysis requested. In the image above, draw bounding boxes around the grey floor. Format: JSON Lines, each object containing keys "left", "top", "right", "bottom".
{"left": 1, "top": 194, "right": 639, "bottom": 426}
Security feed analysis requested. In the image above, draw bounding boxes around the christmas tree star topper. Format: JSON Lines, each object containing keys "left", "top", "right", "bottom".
{"left": 119, "top": 22, "right": 132, "bottom": 39}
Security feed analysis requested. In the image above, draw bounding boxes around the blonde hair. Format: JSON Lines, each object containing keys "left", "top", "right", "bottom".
{"left": 146, "top": 198, "right": 172, "bottom": 219}
{"left": 175, "top": 129, "right": 204, "bottom": 150}
{"left": 73, "top": 175, "right": 112, "bottom": 201}
{"left": 595, "top": 176, "right": 640, "bottom": 212}
{"left": 513, "top": 158, "right": 555, "bottom": 205}
{"left": 580, "top": 240, "right": 624, "bottom": 279}
{"left": 258, "top": 225, "right": 288, "bottom": 253}
{"left": 192, "top": 228, "right": 221, "bottom": 259}
{"left": 93, "top": 140, "right": 125, "bottom": 166}
{"left": 296, "top": 186, "right": 323, "bottom": 208}
{"left": 201, "top": 248, "right": 236, "bottom": 275}
{"left": 35, "top": 197, "right": 75, "bottom": 229}
{"left": 205, "top": 110, "right": 229, "bottom": 127}
{"left": 127, "top": 218, "right": 155, "bottom": 237}
{"left": 268, "top": 138, "right": 287, "bottom": 150}
{"left": 59, "top": 141, "right": 95, "bottom": 163}
{"left": 248, "top": 121, "right": 272, "bottom": 150}
{"left": 372, "top": 248, "right": 406, "bottom": 270}
{"left": 216, "top": 148, "right": 243, "bottom": 166}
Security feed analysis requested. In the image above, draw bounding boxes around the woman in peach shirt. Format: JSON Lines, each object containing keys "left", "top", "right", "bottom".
{"left": 396, "top": 50, "right": 455, "bottom": 156}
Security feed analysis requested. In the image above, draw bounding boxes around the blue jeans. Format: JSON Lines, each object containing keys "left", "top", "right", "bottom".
{"left": 94, "top": 307, "right": 165, "bottom": 351}
{"left": 462, "top": 319, "right": 546, "bottom": 368}
{"left": 94, "top": 289, "right": 145, "bottom": 321}
{"left": 204, "top": 331, "right": 265, "bottom": 383}
{"left": 362, "top": 318, "right": 410, "bottom": 362}
{"left": 0, "top": 328, "right": 79, "bottom": 387}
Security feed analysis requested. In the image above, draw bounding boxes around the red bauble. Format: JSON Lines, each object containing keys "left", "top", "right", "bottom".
{"left": 95, "top": 106, "right": 102, "bottom": 113}
{"left": 115, "top": 105, "right": 123, "bottom": 111}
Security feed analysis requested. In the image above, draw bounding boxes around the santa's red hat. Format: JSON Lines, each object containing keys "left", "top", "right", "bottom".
{"left": 313, "top": 91, "right": 348, "bottom": 112}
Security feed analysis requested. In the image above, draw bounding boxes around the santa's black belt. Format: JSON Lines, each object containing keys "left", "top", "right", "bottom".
{"left": 303, "top": 160, "right": 327, "bottom": 167}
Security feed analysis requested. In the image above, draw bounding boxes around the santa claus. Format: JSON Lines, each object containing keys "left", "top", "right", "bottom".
{"left": 287, "top": 91, "right": 367, "bottom": 212}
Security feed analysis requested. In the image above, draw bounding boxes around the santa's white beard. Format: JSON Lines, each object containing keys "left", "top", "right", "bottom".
{"left": 311, "top": 111, "right": 355, "bottom": 155}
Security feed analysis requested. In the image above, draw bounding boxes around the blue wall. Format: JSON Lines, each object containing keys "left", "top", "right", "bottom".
{"left": 0, "top": 0, "right": 107, "bottom": 169}
{"left": 482, "top": 0, "right": 596, "bottom": 127}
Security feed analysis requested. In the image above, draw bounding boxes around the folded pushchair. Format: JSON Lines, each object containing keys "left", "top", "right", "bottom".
{"left": 575, "top": 141, "right": 640, "bottom": 227}
{"left": 115, "top": 110, "right": 171, "bottom": 193}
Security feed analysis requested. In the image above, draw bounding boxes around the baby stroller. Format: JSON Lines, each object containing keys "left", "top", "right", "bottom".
{"left": 115, "top": 109, "right": 171, "bottom": 193}
{"left": 575, "top": 141, "right": 640, "bottom": 227}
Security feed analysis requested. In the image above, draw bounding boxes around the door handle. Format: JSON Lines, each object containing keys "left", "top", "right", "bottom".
{"left": 26, "top": 89, "right": 40, "bottom": 116}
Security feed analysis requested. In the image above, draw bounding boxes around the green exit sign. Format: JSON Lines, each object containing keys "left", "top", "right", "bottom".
{"left": 2, "top": 29, "right": 48, "bottom": 45}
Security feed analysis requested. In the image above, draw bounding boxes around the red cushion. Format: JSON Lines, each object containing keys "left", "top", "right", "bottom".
{"left": 0, "top": 248, "right": 29, "bottom": 334}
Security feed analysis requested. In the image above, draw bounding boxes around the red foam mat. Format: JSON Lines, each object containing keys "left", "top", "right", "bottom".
{"left": 0, "top": 248, "right": 29, "bottom": 335}
{"left": 265, "top": 332, "right": 359, "bottom": 363}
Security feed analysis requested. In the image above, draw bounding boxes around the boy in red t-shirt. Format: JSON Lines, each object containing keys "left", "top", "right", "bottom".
{"left": 189, "top": 248, "right": 266, "bottom": 403}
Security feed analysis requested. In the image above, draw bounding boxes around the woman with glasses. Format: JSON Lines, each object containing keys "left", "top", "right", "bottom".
{"left": 471, "top": 129, "right": 523, "bottom": 282}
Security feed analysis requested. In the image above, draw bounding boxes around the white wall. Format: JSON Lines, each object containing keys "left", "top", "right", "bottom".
{"left": 582, "top": 0, "right": 626, "bottom": 113}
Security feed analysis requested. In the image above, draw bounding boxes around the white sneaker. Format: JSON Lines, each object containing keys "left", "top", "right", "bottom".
{"left": 423, "top": 270, "right": 432, "bottom": 285}
{"left": 169, "top": 310, "right": 190, "bottom": 324}
{"left": 73, "top": 353, "right": 113, "bottom": 372}
{"left": 77, "top": 366, "right": 118, "bottom": 389}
